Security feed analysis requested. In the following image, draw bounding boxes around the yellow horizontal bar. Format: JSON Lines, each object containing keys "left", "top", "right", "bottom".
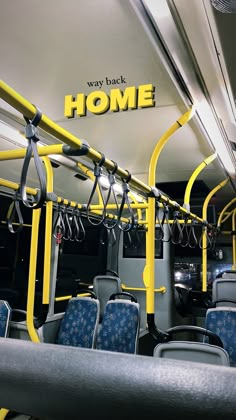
{"left": 0, "top": 144, "right": 64, "bottom": 161}
{"left": 56, "top": 197, "right": 131, "bottom": 224}
{"left": 0, "top": 220, "right": 32, "bottom": 228}
{"left": 90, "top": 203, "right": 148, "bottom": 210}
{"left": 122, "top": 283, "right": 166, "bottom": 294}
{"left": 0, "top": 177, "right": 37, "bottom": 195}
{"left": 55, "top": 293, "right": 90, "bottom": 302}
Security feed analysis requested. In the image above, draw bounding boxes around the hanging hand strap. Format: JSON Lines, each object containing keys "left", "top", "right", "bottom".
{"left": 86, "top": 154, "right": 106, "bottom": 226}
{"left": 53, "top": 204, "right": 65, "bottom": 244}
{"left": 180, "top": 215, "right": 190, "bottom": 248}
{"left": 75, "top": 209, "right": 86, "bottom": 242}
{"left": 117, "top": 171, "right": 135, "bottom": 232}
{"left": 161, "top": 203, "right": 172, "bottom": 243}
{"left": 171, "top": 210, "right": 183, "bottom": 245}
{"left": 103, "top": 161, "right": 120, "bottom": 230}
{"left": 155, "top": 202, "right": 165, "bottom": 241}
{"left": 188, "top": 219, "right": 198, "bottom": 248}
{"left": 7, "top": 190, "right": 24, "bottom": 234}
{"left": 20, "top": 108, "right": 47, "bottom": 209}
{"left": 62, "top": 202, "right": 72, "bottom": 240}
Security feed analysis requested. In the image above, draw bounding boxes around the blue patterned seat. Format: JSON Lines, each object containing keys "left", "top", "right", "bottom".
{"left": 205, "top": 307, "right": 236, "bottom": 367}
{"left": 0, "top": 300, "right": 11, "bottom": 338}
{"left": 56, "top": 296, "right": 100, "bottom": 348}
{"left": 96, "top": 293, "right": 140, "bottom": 354}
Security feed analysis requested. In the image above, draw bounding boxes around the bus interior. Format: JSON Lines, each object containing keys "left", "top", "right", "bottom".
{"left": 0, "top": 0, "right": 236, "bottom": 418}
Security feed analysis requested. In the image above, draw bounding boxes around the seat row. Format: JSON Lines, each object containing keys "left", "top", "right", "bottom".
{"left": 56, "top": 291, "right": 140, "bottom": 354}
{"left": 155, "top": 276, "right": 236, "bottom": 367}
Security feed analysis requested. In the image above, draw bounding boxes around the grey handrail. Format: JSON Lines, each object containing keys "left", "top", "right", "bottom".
{"left": 0, "top": 338, "right": 235, "bottom": 419}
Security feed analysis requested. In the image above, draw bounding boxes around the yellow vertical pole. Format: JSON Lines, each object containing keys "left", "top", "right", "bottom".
{"left": 201, "top": 178, "right": 229, "bottom": 291}
{"left": 232, "top": 209, "right": 236, "bottom": 269}
{"left": 0, "top": 408, "right": 9, "bottom": 420}
{"left": 145, "top": 107, "right": 195, "bottom": 316}
{"left": 26, "top": 208, "right": 41, "bottom": 343}
{"left": 42, "top": 157, "right": 53, "bottom": 304}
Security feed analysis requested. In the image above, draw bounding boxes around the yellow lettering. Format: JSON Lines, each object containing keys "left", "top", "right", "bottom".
{"left": 64, "top": 84, "right": 156, "bottom": 118}
{"left": 138, "top": 84, "right": 155, "bottom": 108}
{"left": 86, "top": 91, "right": 110, "bottom": 115}
{"left": 110, "top": 86, "right": 137, "bottom": 112}
{"left": 64, "top": 94, "right": 86, "bottom": 118}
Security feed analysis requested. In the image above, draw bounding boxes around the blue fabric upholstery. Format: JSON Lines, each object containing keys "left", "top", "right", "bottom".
{"left": 205, "top": 307, "right": 236, "bottom": 366}
{"left": 56, "top": 297, "right": 99, "bottom": 348}
{"left": 0, "top": 300, "right": 11, "bottom": 338}
{"left": 96, "top": 299, "right": 140, "bottom": 354}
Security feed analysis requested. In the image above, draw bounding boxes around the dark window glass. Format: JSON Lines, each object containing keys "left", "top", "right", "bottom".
{"left": 123, "top": 228, "right": 163, "bottom": 259}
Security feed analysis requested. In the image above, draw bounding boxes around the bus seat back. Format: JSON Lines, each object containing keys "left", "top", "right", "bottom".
{"left": 153, "top": 341, "right": 230, "bottom": 366}
{"left": 0, "top": 300, "right": 11, "bottom": 338}
{"left": 205, "top": 307, "right": 236, "bottom": 366}
{"left": 96, "top": 298, "right": 140, "bottom": 354}
{"left": 56, "top": 297, "right": 99, "bottom": 348}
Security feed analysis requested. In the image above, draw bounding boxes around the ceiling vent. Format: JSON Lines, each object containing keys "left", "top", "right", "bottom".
{"left": 50, "top": 161, "right": 60, "bottom": 168}
{"left": 74, "top": 173, "right": 87, "bottom": 181}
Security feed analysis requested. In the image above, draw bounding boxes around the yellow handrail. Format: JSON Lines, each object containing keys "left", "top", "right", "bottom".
{"left": 0, "top": 144, "right": 64, "bottom": 160}
{"left": 26, "top": 208, "right": 41, "bottom": 343}
{"left": 42, "top": 157, "right": 53, "bottom": 304}
{"left": 55, "top": 293, "right": 91, "bottom": 302}
{"left": 145, "top": 107, "right": 195, "bottom": 314}
{"left": 217, "top": 198, "right": 236, "bottom": 228}
{"left": 0, "top": 408, "right": 9, "bottom": 420}
{"left": 148, "top": 107, "right": 195, "bottom": 186}
{"left": 122, "top": 284, "right": 166, "bottom": 293}
{"left": 221, "top": 208, "right": 234, "bottom": 225}
{"left": 0, "top": 177, "right": 37, "bottom": 195}
{"left": 183, "top": 153, "right": 217, "bottom": 211}
{"left": 201, "top": 178, "right": 229, "bottom": 292}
